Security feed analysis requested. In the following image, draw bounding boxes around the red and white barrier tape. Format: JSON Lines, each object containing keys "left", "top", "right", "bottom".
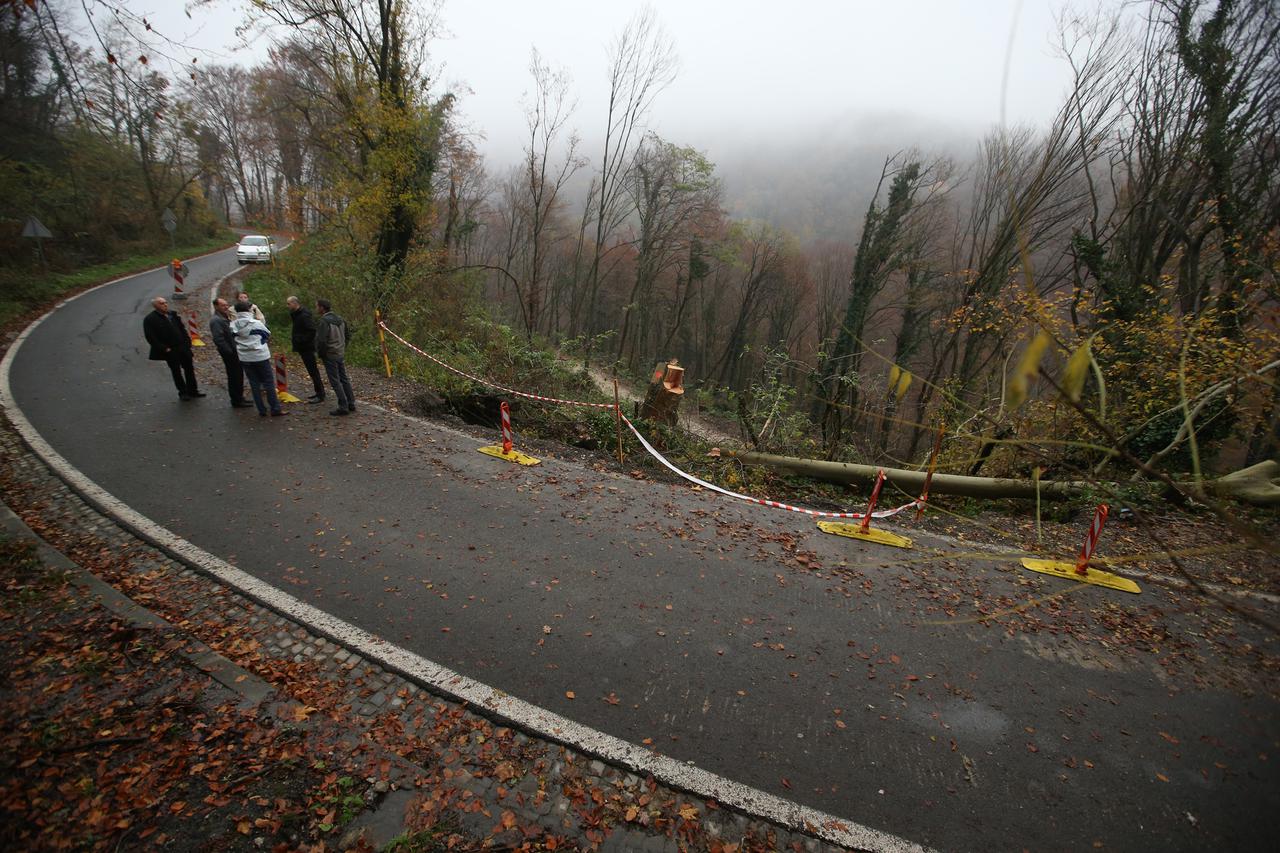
{"left": 379, "top": 322, "right": 616, "bottom": 410}
{"left": 382, "top": 321, "right": 919, "bottom": 522}
{"left": 621, "top": 414, "right": 918, "bottom": 521}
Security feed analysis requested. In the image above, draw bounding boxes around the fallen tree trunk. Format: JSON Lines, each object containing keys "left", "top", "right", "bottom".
{"left": 723, "top": 451, "right": 1280, "bottom": 506}
{"left": 723, "top": 450, "right": 1086, "bottom": 500}
{"left": 1204, "top": 460, "right": 1280, "bottom": 506}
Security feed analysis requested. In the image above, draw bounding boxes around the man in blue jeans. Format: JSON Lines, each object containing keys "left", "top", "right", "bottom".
{"left": 230, "top": 300, "right": 288, "bottom": 418}
{"left": 315, "top": 298, "right": 355, "bottom": 417}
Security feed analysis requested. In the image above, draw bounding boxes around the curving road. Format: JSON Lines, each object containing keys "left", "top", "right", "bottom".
{"left": 6, "top": 248, "right": 1279, "bottom": 851}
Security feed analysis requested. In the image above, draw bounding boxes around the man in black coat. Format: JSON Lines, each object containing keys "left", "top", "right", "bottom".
{"left": 142, "top": 295, "right": 205, "bottom": 401}
{"left": 286, "top": 295, "right": 326, "bottom": 403}
{"left": 209, "top": 297, "right": 251, "bottom": 408}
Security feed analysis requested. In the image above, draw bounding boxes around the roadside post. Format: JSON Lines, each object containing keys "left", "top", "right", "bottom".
{"left": 375, "top": 309, "right": 392, "bottom": 378}
{"left": 1021, "top": 503, "right": 1141, "bottom": 593}
{"left": 915, "top": 422, "right": 944, "bottom": 522}
{"left": 161, "top": 207, "right": 177, "bottom": 249}
{"left": 169, "top": 258, "right": 189, "bottom": 301}
{"left": 478, "top": 401, "right": 540, "bottom": 466}
{"left": 21, "top": 216, "right": 52, "bottom": 269}
{"left": 817, "top": 468, "right": 913, "bottom": 548}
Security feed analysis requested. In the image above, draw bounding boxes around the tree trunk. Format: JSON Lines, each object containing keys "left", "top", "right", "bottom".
{"left": 1205, "top": 460, "right": 1280, "bottom": 506}
{"left": 724, "top": 451, "right": 1280, "bottom": 506}
{"left": 639, "top": 361, "right": 685, "bottom": 426}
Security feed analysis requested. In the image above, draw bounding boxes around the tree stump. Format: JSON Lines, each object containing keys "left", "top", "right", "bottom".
{"left": 639, "top": 360, "right": 685, "bottom": 426}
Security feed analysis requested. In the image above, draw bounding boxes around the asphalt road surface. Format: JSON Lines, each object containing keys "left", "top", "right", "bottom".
{"left": 8, "top": 248, "right": 1279, "bottom": 851}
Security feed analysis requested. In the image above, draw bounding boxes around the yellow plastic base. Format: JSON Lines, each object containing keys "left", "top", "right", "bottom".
{"left": 817, "top": 521, "right": 913, "bottom": 549}
{"left": 477, "top": 445, "right": 541, "bottom": 466}
{"left": 191, "top": 338, "right": 206, "bottom": 347}
{"left": 1020, "top": 558, "right": 1141, "bottom": 594}
{"left": 277, "top": 390, "right": 303, "bottom": 403}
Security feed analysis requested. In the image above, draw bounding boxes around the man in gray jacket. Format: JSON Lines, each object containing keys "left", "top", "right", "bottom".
{"left": 210, "top": 298, "right": 251, "bottom": 408}
{"left": 315, "top": 298, "right": 355, "bottom": 416}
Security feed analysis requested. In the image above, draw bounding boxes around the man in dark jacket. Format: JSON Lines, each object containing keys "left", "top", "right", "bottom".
{"left": 142, "top": 295, "right": 205, "bottom": 401}
{"left": 315, "top": 298, "right": 355, "bottom": 416}
{"left": 210, "top": 297, "right": 251, "bottom": 408}
{"left": 286, "top": 295, "right": 325, "bottom": 403}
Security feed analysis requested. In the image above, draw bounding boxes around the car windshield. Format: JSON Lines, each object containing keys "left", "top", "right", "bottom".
{"left": 240, "top": 236, "right": 268, "bottom": 246}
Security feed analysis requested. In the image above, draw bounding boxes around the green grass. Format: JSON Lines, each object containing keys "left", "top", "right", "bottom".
{"left": 0, "top": 230, "right": 237, "bottom": 327}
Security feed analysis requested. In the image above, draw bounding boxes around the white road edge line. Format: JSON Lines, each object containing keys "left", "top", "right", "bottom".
{"left": 0, "top": 253, "right": 931, "bottom": 853}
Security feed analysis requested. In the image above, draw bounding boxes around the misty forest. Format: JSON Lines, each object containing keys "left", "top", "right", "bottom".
{"left": 2, "top": 0, "right": 1279, "bottom": 503}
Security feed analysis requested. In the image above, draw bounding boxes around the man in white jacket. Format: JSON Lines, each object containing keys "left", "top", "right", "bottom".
{"left": 230, "top": 301, "right": 288, "bottom": 417}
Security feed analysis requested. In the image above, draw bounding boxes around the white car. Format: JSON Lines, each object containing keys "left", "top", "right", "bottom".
{"left": 236, "top": 235, "right": 276, "bottom": 264}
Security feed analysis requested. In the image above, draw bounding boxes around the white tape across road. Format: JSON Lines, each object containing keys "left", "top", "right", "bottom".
{"left": 0, "top": 259, "right": 931, "bottom": 853}
{"left": 621, "top": 413, "right": 919, "bottom": 521}
{"left": 381, "top": 321, "right": 921, "bottom": 523}
{"left": 380, "top": 322, "right": 616, "bottom": 409}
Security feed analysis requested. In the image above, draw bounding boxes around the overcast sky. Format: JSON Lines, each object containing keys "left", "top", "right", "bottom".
{"left": 114, "top": 0, "right": 1078, "bottom": 168}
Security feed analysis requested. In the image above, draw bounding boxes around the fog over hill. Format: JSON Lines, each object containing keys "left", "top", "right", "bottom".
{"left": 703, "top": 111, "right": 982, "bottom": 242}
{"left": 529, "top": 109, "right": 985, "bottom": 243}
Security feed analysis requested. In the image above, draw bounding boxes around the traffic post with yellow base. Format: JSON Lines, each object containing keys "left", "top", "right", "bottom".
{"left": 273, "top": 354, "right": 303, "bottom": 403}
{"left": 1020, "top": 504, "right": 1141, "bottom": 594}
{"left": 817, "top": 468, "right": 913, "bottom": 549}
{"left": 186, "top": 310, "right": 206, "bottom": 347}
{"left": 478, "top": 401, "right": 541, "bottom": 466}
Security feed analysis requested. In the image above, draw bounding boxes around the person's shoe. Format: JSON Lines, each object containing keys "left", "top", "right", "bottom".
{"left": 329, "top": 408, "right": 349, "bottom": 416}
{"left": 258, "top": 411, "right": 268, "bottom": 417}
{"left": 179, "top": 393, "right": 193, "bottom": 401}
{"left": 232, "top": 400, "right": 253, "bottom": 408}
{"left": 347, "top": 404, "right": 356, "bottom": 413}
{"left": 307, "top": 395, "right": 324, "bottom": 404}
{"left": 271, "top": 409, "right": 289, "bottom": 417}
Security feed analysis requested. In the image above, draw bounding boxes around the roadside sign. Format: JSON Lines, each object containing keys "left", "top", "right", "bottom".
{"left": 161, "top": 208, "right": 177, "bottom": 233}
{"left": 22, "top": 216, "right": 52, "bottom": 239}
{"left": 22, "top": 216, "right": 52, "bottom": 268}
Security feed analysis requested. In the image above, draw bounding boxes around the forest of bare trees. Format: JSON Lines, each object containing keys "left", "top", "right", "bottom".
{"left": 4, "top": 0, "right": 1277, "bottom": 484}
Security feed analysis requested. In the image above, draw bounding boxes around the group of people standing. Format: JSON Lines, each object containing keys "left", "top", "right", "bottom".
{"left": 143, "top": 289, "right": 357, "bottom": 418}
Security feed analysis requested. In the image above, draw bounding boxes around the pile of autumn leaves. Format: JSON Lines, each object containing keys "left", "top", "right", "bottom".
{"left": 0, "top": 537, "right": 358, "bottom": 850}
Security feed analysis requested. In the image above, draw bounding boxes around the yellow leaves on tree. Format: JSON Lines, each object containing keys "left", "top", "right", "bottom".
{"left": 1061, "top": 336, "right": 1094, "bottom": 403}
{"left": 1007, "top": 330, "right": 1051, "bottom": 410}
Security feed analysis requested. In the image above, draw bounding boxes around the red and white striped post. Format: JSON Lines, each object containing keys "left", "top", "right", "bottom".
{"left": 186, "top": 310, "right": 205, "bottom": 346}
{"left": 500, "top": 401, "right": 513, "bottom": 454}
{"left": 860, "top": 469, "right": 887, "bottom": 534}
{"left": 915, "top": 422, "right": 944, "bottom": 522}
{"left": 1075, "top": 504, "right": 1109, "bottom": 575}
{"left": 274, "top": 354, "right": 289, "bottom": 394}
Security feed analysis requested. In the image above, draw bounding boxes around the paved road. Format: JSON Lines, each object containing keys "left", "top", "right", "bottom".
{"left": 8, "top": 249, "right": 1279, "bottom": 851}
